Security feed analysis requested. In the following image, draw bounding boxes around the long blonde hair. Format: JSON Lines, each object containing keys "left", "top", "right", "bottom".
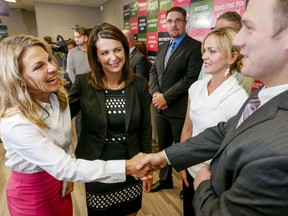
{"left": 0, "top": 35, "right": 68, "bottom": 129}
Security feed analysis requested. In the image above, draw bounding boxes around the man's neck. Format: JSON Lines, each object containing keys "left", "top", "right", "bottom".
{"left": 78, "top": 44, "right": 87, "bottom": 51}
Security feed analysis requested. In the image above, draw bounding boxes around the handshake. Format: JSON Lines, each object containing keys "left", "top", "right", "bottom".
{"left": 126, "top": 150, "right": 210, "bottom": 192}
{"left": 125, "top": 151, "right": 168, "bottom": 181}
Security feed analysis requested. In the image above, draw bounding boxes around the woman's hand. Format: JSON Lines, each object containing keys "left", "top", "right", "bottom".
{"left": 64, "top": 181, "right": 74, "bottom": 197}
{"left": 179, "top": 170, "right": 189, "bottom": 189}
{"left": 142, "top": 175, "right": 153, "bottom": 192}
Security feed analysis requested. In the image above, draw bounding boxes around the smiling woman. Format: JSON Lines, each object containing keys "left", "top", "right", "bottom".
{"left": 69, "top": 23, "right": 152, "bottom": 216}
{"left": 0, "top": 35, "right": 151, "bottom": 216}
{"left": 22, "top": 46, "right": 61, "bottom": 103}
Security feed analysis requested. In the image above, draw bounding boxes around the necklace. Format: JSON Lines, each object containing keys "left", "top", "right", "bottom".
{"left": 103, "top": 79, "right": 124, "bottom": 90}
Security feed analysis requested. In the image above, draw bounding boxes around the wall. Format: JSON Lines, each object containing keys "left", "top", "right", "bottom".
{"left": 35, "top": 2, "right": 101, "bottom": 41}
{"left": 0, "top": 0, "right": 128, "bottom": 39}
{"left": 101, "top": 0, "right": 132, "bottom": 29}
{"left": 1, "top": 9, "right": 37, "bottom": 36}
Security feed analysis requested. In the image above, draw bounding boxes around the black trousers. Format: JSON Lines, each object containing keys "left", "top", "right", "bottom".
{"left": 183, "top": 170, "right": 195, "bottom": 216}
{"left": 156, "top": 114, "right": 185, "bottom": 182}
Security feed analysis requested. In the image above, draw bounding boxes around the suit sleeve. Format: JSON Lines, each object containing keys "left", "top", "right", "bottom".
{"left": 166, "top": 103, "right": 288, "bottom": 215}
{"left": 193, "top": 157, "right": 288, "bottom": 216}
{"left": 165, "top": 119, "right": 228, "bottom": 171}
{"left": 68, "top": 74, "right": 81, "bottom": 118}
{"left": 163, "top": 41, "right": 203, "bottom": 104}
{"left": 139, "top": 80, "right": 152, "bottom": 153}
{"left": 149, "top": 60, "right": 159, "bottom": 94}
{"left": 135, "top": 54, "right": 150, "bottom": 82}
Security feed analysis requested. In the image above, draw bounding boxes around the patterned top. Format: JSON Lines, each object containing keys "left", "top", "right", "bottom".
{"left": 102, "top": 89, "right": 127, "bottom": 160}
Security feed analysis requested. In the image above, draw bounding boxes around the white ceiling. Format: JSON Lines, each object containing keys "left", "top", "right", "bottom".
{"left": 7, "top": 0, "right": 110, "bottom": 11}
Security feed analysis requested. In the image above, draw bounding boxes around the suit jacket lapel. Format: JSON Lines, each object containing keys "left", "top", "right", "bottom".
{"left": 160, "top": 41, "right": 169, "bottom": 71}
{"left": 130, "top": 48, "right": 136, "bottom": 59}
{"left": 95, "top": 90, "right": 107, "bottom": 126}
{"left": 163, "top": 35, "right": 188, "bottom": 71}
{"left": 125, "top": 84, "right": 134, "bottom": 132}
{"left": 214, "top": 89, "right": 288, "bottom": 159}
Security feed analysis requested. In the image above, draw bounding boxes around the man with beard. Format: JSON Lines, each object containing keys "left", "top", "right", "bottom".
{"left": 66, "top": 26, "right": 91, "bottom": 83}
{"left": 149, "top": 6, "right": 203, "bottom": 192}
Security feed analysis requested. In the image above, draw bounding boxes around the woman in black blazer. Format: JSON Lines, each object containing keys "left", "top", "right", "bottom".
{"left": 69, "top": 23, "right": 152, "bottom": 216}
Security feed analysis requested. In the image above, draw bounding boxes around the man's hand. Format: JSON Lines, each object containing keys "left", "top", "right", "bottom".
{"left": 193, "top": 164, "right": 211, "bottom": 190}
{"left": 152, "top": 93, "right": 168, "bottom": 110}
{"left": 136, "top": 151, "right": 168, "bottom": 180}
{"left": 126, "top": 153, "right": 154, "bottom": 179}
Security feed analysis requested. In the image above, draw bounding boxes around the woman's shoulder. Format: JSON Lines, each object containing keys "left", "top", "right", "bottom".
{"left": 74, "top": 73, "right": 91, "bottom": 86}
{"left": 1, "top": 110, "right": 29, "bottom": 133}
{"left": 76, "top": 72, "right": 90, "bottom": 80}
{"left": 189, "top": 76, "right": 211, "bottom": 93}
{"left": 133, "top": 75, "right": 147, "bottom": 85}
{"left": 130, "top": 75, "right": 149, "bottom": 95}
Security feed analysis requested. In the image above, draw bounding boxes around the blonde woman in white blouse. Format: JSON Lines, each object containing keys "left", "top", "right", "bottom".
{"left": 0, "top": 35, "right": 149, "bottom": 216}
{"left": 179, "top": 28, "right": 248, "bottom": 216}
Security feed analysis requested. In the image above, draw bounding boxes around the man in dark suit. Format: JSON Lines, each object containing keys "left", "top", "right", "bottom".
{"left": 149, "top": 6, "right": 203, "bottom": 192}
{"left": 122, "top": 29, "right": 150, "bottom": 81}
{"left": 137, "top": 0, "right": 288, "bottom": 215}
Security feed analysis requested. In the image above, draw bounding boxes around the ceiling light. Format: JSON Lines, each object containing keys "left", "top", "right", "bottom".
{"left": 5, "top": 0, "right": 17, "bottom": 2}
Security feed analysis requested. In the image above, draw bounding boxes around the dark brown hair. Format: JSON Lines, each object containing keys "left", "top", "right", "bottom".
{"left": 87, "top": 23, "right": 135, "bottom": 90}
{"left": 166, "top": 7, "right": 187, "bottom": 20}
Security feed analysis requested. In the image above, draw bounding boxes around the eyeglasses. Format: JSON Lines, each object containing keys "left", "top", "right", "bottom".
{"left": 166, "top": 18, "right": 185, "bottom": 25}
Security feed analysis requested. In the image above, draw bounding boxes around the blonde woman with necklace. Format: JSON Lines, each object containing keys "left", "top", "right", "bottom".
{"left": 179, "top": 28, "right": 248, "bottom": 216}
{"left": 69, "top": 23, "right": 152, "bottom": 216}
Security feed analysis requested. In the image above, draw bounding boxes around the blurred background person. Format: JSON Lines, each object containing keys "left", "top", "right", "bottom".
{"left": 67, "top": 26, "right": 91, "bottom": 140}
{"left": 122, "top": 29, "right": 150, "bottom": 82}
{"left": 43, "top": 35, "right": 64, "bottom": 68}
{"left": 63, "top": 39, "right": 77, "bottom": 91}
{"left": 66, "top": 25, "right": 91, "bottom": 83}
{"left": 66, "top": 39, "right": 77, "bottom": 51}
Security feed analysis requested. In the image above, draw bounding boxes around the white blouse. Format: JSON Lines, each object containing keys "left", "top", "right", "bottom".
{"left": 0, "top": 94, "right": 125, "bottom": 183}
{"left": 187, "top": 75, "right": 248, "bottom": 177}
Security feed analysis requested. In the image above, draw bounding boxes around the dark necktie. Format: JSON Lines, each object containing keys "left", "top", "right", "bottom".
{"left": 236, "top": 96, "right": 261, "bottom": 128}
{"left": 164, "top": 41, "right": 175, "bottom": 68}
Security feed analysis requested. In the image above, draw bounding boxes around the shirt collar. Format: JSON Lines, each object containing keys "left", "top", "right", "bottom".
{"left": 129, "top": 46, "right": 136, "bottom": 54}
{"left": 170, "top": 33, "right": 187, "bottom": 47}
{"left": 258, "top": 83, "right": 288, "bottom": 106}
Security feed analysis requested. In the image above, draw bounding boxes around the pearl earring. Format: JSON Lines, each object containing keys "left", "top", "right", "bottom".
{"left": 224, "top": 68, "right": 230, "bottom": 78}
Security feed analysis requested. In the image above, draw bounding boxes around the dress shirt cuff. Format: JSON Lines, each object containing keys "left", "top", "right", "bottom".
{"left": 163, "top": 150, "right": 171, "bottom": 165}
{"left": 106, "top": 160, "right": 126, "bottom": 182}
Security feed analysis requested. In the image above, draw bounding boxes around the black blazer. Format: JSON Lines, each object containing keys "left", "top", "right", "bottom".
{"left": 130, "top": 48, "right": 150, "bottom": 81}
{"left": 69, "top": 74, "right": 152, "bottom": 160}
{"left": 150, "top": 34, "right": 203, "bottom": 118}
{"left": 165, "top": 88, "right": 288, "bottom": 215}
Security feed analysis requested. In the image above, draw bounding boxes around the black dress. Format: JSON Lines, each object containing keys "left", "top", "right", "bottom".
{"left": 85, "top": 88, "right": 142, "bottom": 216}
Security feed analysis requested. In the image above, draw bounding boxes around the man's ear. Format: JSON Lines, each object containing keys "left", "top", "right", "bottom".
{"left": 284, "top": 29, "right": 288, "bottom": 52}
